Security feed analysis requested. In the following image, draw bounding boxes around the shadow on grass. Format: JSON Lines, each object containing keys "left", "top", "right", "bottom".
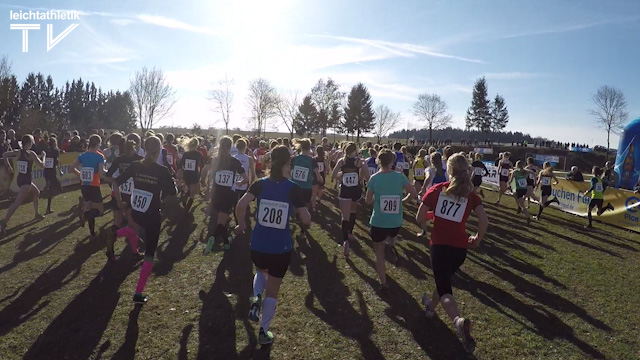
{"left": 110, "top": 305, "right": 142, "bottom": 360}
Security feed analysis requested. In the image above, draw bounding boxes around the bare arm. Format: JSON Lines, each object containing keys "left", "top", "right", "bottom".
{"left": 331, "top": 159, "right": 344, "bottom": 180}
{"left": 402, "top": 181, "right": 418, "bottom": 202}
{"left": 297, "top": 206, "right": 311, "bottom": 226}
{"left": 235, "top": 191, "right": 256, "bottom": 232}
{"left": 365, "top": 187, "right": 374, "bottom": 205}
{"left": 469, "top": 205, "right": 488, "bottom": 248}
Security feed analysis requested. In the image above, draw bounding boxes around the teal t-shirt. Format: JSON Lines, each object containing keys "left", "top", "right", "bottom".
{"left": 368, "top": 171, "right": 409, "bottom": 228}
{"left": 290, "top": 154, "right": 316, "bottom": 189}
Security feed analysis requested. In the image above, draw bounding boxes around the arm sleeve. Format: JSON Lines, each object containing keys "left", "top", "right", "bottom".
{"left": 106, "top": 158, "right": 119, "bottom": 177}
{"left": 289, "top": 184, "right": 306, "bottom": 208}
{"left": 114, "top": 162, "right": 135, "bottom": 185}
{"left": 248, "top": 180, "right": 263, "bottom": 197}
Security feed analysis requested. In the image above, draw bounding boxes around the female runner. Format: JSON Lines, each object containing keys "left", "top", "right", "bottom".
{"left": 533, "top": 162, "right": 560, "bottom": 220}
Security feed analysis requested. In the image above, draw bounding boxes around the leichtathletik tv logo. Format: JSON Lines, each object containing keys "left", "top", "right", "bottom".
{"left": 9, "top": 9, "right": 80, "bottom": 52}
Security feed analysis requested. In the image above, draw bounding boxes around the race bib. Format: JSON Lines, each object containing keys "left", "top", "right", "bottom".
{"left": 119, "top": 178, "right": 134, "bottom": 195}
{"left": 474, "top": 167, "right": 484, "bottom": 176}
{"left": 435, "top": 193, "right": 468, "bottom": 223}
{"left": 403, "top": 162, "right": 410, "bottom": 170}
{"left": 292, "top": 166, "right": 309, "bottom": 182}
{"left": 595, "top": 183, "right": 603, "bottom": 192}
{"left": 215, "top": 170, "right": 234, "bottom": 187}
{"left": 258, "top": 155, "right": 264, "bottom": 164}
{"left": 501, "top": 169, "right": 509, "bottom": 176}
{"left": 81, "top": 167, "right": 95, "bottom": 182}
{"left": 414, "top": 168, "right": 425, "bottom": 178}
{"left": 44, "top": 158, "right": 54, "bottom": 169}
{"left": 541, "top": 177, "right": 551, "bottom": 186}
{"left": 380, "top": 195, "right": 400, "bottom": 214}
{"left": 131, "top": 188, "right": 153, "bottom": 212}
{"left": 167, "top": 154, "right": 174, "bottom": 165}
{"left": 317, "top": 162, "right": 324, "bottom": 173}
{"left": 342, "top": 173, "right": 358, "bottom": 187}
{"left": 517, "top": 178, "right": 527, "bottom": 188}
{"left": 368, "top": 166, "right": 377, "bottom": 176}
{"left": 185, "top": 159, "right": 197, "bottom": 171}
{"left": 234, "top": 173, "right": 244, "bottom": 183}
{"left": 17, "top": 161, "right": 28, "bottom": 174}
{"left": 529, "top": 172, "right": 536, "bottom": 180}
{"left": 258, "top": 199, "right": 289, "bottom": 230}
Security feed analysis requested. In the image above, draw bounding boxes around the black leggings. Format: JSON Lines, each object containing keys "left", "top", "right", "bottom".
{"left": 430, "top": 244, "right": 467, "bottom": 297}
{"left": 132, "top": 212, "right": 162, "bottom": 258}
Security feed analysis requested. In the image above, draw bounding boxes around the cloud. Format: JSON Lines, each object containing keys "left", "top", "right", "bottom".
{"left": 134, "top": 14, "right": 216, "bottom": 35}
{"left": 481, "top": 72, "right": 551, "bottom": 80}
{"left": 500, "top": 16, "right": 640, "bottom": 39}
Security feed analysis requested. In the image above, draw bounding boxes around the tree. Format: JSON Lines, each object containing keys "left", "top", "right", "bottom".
{"left": 490, "top": 94, "right": 509, "bottom": 132}
{"left": 208, "top": 74, "right": 233, "bottom": 135}
{"left": 275, "top": 90, "right": 300, "bottom": 140}
{"left": 0, "top": 55, "right": 11, "bottom": 80}
{"left": 374, "top": 104, "right": 401, "bottom": 143}
{"left": 589, "top": 85, "right": 628, "bottom": 160}
{"left": 465, "top": 77, "right": 491, "bottom": 132}
{"left": 412, "top": 93, "right": 452, "bottom": 143}
{"left": 343, "top": 83, "right": 375, "bottom": 143}
{"left": 129, "top": 66, "right": 177, "bottom": 131}
{"left": 294, "top": 95, "right": 319, "bottom": 136}
{"left": 247, "top": 78, "right": 278, "bottom": 138}
{"left": 192, "top": 123, "right": 202, "bottom": 136}
{"left": 310, "top": 78, "right": 345, "bottom": 136}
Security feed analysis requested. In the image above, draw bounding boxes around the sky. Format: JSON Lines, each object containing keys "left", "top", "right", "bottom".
{"left": 1, "top": 0, "right": 639, "bottom": 147}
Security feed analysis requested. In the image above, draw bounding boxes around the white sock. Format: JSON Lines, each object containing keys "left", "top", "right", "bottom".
{"left": 253, "top": 272, "right": 267, "bottom": 298}
{"left": 260, "top": 297, "right": 277, "bottom": 333}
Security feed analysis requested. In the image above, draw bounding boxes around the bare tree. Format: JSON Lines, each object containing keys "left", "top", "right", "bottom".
{"left": 247, "top": 78, "right": 278, "bottom": 138}
{"left": 129, "top": 66, "right": 177, "bottom": 131}
{"left": 374, "top": 104, "right": 401, "bottom": 143}
{"left": 412, "top": 93, "right": 452, "bottom": 143}
{"left": 275, "top": 90, "right": 300, "bottom": 140}
{"left": 589, "top": 85, "right": 628, "bottom": 160}
{"left": 0, "top": 55, "right": 12, "bottom": 79}
{"left": 208, "top": 74, "right": 233, "bottom": 134}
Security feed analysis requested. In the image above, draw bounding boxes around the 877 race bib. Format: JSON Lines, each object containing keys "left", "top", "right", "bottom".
{"left": 435, "top": 193, "right": 468, "bottom": 223}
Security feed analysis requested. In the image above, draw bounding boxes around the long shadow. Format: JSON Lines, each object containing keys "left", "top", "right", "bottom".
{"left": 153, "top": 219, "right": 198, "bottom": 277}
{"left": 533, "top": 224, "right": 622, "bottom": 258}
{"left": 546, "top": 215, "right": 639, "bottom": 252}
{"left": 110, "top": 305, "right": 142, "bottom": 360}
{"left": 178, "top": 324, "right": 193, "bottom": 360}
{"left": 298, "top": 231, "right": 385, "bottom": 359}
{"left": 22, "top": 252, "right": 138, "bottom": 360}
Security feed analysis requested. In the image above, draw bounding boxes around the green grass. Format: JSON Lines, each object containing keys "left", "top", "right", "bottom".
{"left": 0, "top": 181, "right": 638, "bottom": 360}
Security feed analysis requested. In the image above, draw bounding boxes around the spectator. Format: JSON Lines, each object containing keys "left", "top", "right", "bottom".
{"left": 68, "top": 135, "right": 82, "bottom": 152}
{"left": 566, "top": 166, "right": 584, "bottom": 182}
{"left": 60, "top": 132, "right": 71, "bottom": 152}
{"left": 7, "top": 129, "right": 20, "bottom": 150}
{"left": 603, "top": 161, "right": 619, "bottom": 188}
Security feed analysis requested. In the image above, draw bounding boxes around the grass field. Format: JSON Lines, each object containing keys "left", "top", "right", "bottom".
{"left": 0, "top": 179, "right": 639, "bottom": 360}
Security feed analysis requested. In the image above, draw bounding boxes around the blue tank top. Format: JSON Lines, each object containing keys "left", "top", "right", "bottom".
{"left": 393, "top": 151, "right": 404, "bottom": 169}
{"left": 433, "top": 169, "right": 447, "bottom": 185}
{"left": 367, "top": 157, "right": 377, "bottom": 169}
{"left": 252, "top": 178, "right": 296, "bottom": 254}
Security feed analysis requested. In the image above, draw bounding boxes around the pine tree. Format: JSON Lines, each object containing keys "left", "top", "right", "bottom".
{"left": 343, "top": 83, "right": 375, "bottom": 143}
{"left": 465, "top": 77, "right": 491, "bottom": 132}
{"left": 491, "top": 94, "right": 509, "bottom": 132}
{"left": 294, "top": 95, "right": 318, "bottom": 136}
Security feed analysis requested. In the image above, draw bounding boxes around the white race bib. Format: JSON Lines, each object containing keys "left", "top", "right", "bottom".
{"left": 131, "top": 188, "right": 153, "bottom": 212}
{"left": 368, "top": 166, "right": 377, "bottom": 176}
{"left": 380, "top": 195, "right": 400, "bottom": 214}
{"left": 517, "top": 178, "right": 527, "bottom": 188}
{"left": 541, "top": 177, "right": 551, "bottom": 186}
{"left": 215, "top": 170, "right": 234, "bottom": 187}
{"left": 474, "top": 167, "right": 484, "bottom": 176}
{"left": 529, "top": 172, "right": 536, "bottom": 180}
{"left": 234, "top": 173, "right": 244, "bottom": 183}
{"left": 435, "top": 193, "right": 468, "bottom": 223}
{"left": 595, "top": 183, "right": 603, "bottom": 192}
{"left": 185, "top": 159, "right": 197, "bottom": 171}
{"left": 119, "top": 178, "right": 134, "bottom": 195}
{"left": 501, "top": 169, "right": 509, "bottom": 176}
{"left": 292, "top": 166, "right": 309, "bottom": 182}
{"left": 414, "top": 168, "right": 425, "bottom": 178}
{"left": 45, "top": 158, "right": 54, "bottom": 169}
{"left": 81, "top": 167, "right": 95, "bottom": 182}
{"left": 403, "top": 162, "right": 410, "bottom": 170}
{"left": 167, "top": 154, "right": 174, "bottom": 165}
{"left": 342, "top": 173, "right": 358, "bottom": 187}
{"left": 317, "top": 162, "right": 324, "bottom": 173}
{"left": 17, "top": 161, "right": 28, "bottom": 174}
{"left": 258, "top": 199, "right": 289, "bottom": 230}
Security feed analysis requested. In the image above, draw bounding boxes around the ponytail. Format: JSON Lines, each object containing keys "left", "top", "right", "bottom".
{"left": 143, "top": 136, "right": 161, "bottom": 165}
{"left": 444, "top": 153, "right": 474, "bottom": 199}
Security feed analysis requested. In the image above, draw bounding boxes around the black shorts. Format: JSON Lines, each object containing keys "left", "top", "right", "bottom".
{"left": 472, "top": 176, "right": 482, "bottom": 187}
{"left": 589, "top": 199, "right": 604, "bottom": 210}
{"left": 403, "top": 169, "right": 410, "bottom": 178}
{"left": 370, "top": 226, "right": 400, "bottom": 243}
{"left": 515, "top": 189, "right": 527, "bottom": 199}
{"left": 251, "top": 250, "right": 291, "bottom": 278}
{"left": 541, "top": 185, "right": 552, "bottom": 197}
{"left": 300, "top": 188, "right": 312, "bottom": 204}
{"left": 46, "top": 176, "right": 62, "bottom": 191}
{"left": 430, "top": 244, "right": 467, "bottom": 297}
{"left": 213, "top": 190, "right": 237, "bottom": 214}
{"left": 235, "top": 189, "right": 247, "bottom": 200}
{"left": 339, "top": 185, "right": 362, "bottom": 202}
{"left": 183, "top": 172, "right": 200, "bottom": 185}
{"left": 499, "top": 176, "right": 509, "bottom": 183}
{"left": 527, "top": 178, "right": 535, "bottom": 187}
{"left": 131, "top": 212, "right": 162, "bottom": 257}
{"left": 81, "top": 186, "right": 102, "bottom": 203}
{"left": 313, "top": 172, "right": 325, "bottom": 187}
{"left": 17, "top": 175, "right": 31, "bottom": 188}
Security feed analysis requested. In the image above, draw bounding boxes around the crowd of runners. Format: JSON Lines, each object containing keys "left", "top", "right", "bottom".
{"left": 0, "top": 129, "right": 620, "bottom": 353}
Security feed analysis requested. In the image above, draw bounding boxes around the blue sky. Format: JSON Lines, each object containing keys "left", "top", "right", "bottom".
{"left": 1, "top": 0, "right": 639, "bottom": 146}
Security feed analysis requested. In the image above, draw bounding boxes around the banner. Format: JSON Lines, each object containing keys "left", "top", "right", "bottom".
{"left": 474, "top": 147, "right": 493, "bottom": 155}
{"left": 1, "top": 152, "right": 82, "bottom": 193}
{"left": 481, "top": 162, "right": 500, "bottom": 187}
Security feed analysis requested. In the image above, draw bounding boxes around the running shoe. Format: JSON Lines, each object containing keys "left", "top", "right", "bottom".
{"left": 258, "top": 328, "right": 274, "bottom": 345}
{"left": 421, "top": 294, "right": 435, "bottom": 318}
{"left": 584, "top": 224, "right": 593, "bottom": 229}
{"left": 78, "top": 197, "right": 85, "bottom": 227}
{"left": 343, "top": 240, "right": 350, "bottom": 258}
{"left": 132, "top": 293, "right": 148, "bottom": 304}
{"left": 204, "top": 236, "right": 215, "bottom": 255}
{"left": 34, "top": 213, "right": 45, "bottom": 220}
{"left": 455, "top": 317, "right": 475, "bottom": 353}
{"left": 378, "top": 283, "right": 389, "bottom": 293}
{"left": 552, "top": 197, "right": 560, "bottom": 204}
{"left": 606, "top": 203, "right": 615, "bottom": 211}
{"left": 248, "top": 294, "right": 262, "bottom": 322}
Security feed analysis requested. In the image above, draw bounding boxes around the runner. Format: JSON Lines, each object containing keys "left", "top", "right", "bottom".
{"left": 417, "top": 152, "right": 449, "bottom": 236}
{"left": 508, "top": 161, "right": 532, "bottom": 225}
{"left": 177, "top": 138, "right": 205, "bottom": 213}
{"left": 392, "top": 142, "right": 405, "bottom": 173}
{"left": 471, "top": 154, "right": 488, "bottom": 198}
{"left": 584, "top": 166, "right": 615, "bottom": 229}
{"left": 233, "top": 138, "right": 255, "bottom": 224}
{"left": 413, "top": 149, "right": 428, "bottom": 196}
{"left": 290, "top": 138, "right": 321, "bottom": 222}
{"left": 254, "top": 140, "right": 269, "bottom": 177}
{"left": 524, "top": 157, "right": 541, "bottom": 208}
{"left": 312, "top": 146, "right": 330, "bottom": 208}
{"left": 113, "top": 136, "right": 177, "bottom": 304}
{"left": 205, "top": 136, "right": 248, "bottom": 252}
{"left": 401, "top": 146, "right": 412, "bottom": 178}
{"left": 417, "top": 152, "right": 488, "bottom": 354}
{"left": 365, "top": 149, "right": 379, "bottom": 180}
{"left": 71, "top": 134, "right": 106, "bottom": 239}
{"left": 43, "top": 136, "right": 63, "bottom": 214}
{"left": 0, "top": 135, "right": 46, "bottom": 235}
{"left": 533, "top": 162, "right": 560, "bottom": 220}
{"left": 332, "top": 142, "right": 364, "bottom": 257}
{"left": 234, "top": 145, "right": 310, "bottom": 345}
{"left": 495, "top": 152, "right": 512, "bottom": 205}
{"left": 163, "top": 133, "right": 179, "bottom": 173}
{"left": 365, "top": 149, "right": 417, "bottom": 291}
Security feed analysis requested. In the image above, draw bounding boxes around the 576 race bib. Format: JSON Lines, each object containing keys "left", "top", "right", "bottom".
{"left": 292, "top": 166, "right": 309, "bottom": 182}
